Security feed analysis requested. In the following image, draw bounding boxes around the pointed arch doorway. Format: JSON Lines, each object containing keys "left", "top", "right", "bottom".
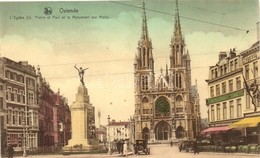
{"left": 142, "top": 127, "right": 149, "bottom": 140}
{"left": 155, "top": 121, "right": 171, "bottom": 141}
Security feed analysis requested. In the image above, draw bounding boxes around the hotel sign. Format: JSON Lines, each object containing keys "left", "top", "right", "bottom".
{"left": 243, "top": 53, "right": 258, "bottom": 64}
{"left": 207, "top": 89, "right": 244, "bottom": 104}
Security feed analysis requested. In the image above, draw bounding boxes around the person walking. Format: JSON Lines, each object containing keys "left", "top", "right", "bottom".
{"left": 193, "top": 140, "right": 199, "bottom": 154}
{"left": 7, "top": 144, "right": 14, "bottom": 158}
{"left": 123, "top": 141, "right": 128, "bottom": 157}
{"left": 170, "top": 140, "right": 173, "bottom": 147}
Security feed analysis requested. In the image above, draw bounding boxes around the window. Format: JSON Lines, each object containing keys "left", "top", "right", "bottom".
{"left": 234, "top": 59, "right": 238, "bottom": 70}
{"left": 224, "top": 64, "right": 227, "bottom": 74}
{"left": 253, "top": 62, "right": 258, "bottom": 78}
{"left": 28, "top": 92, "right": 34, "bottom": 105}
{"left": 18, "top": 111, "right": 21, "bottom": 125}
{"left": 230, "top": 61, "right": 233, "bottom": 71}
{"left": 245, "top": 65, "right": 249, "bottom": 79}
{"left": 236, "top": 77, "right": 241, "bottom": 90}
{"left": 217, "top": 104, "right": 220, "bottom": 120}
{"left": 211, "top": 69, "right": 214, "bottom": 79}
{"left": 176, "top": 74, "right": 182, "bottom": 88}
{"left": 5, "top": 70, "right": 10, "bottom": 79}
{"left": 223, "top": 102, "right": 227, "bottom": 119}
{"left": 12, "top": 110, "right": 16, "bottom": 125}
{"left": 246, "top": 94, "right": 250, "bottom": 109}
{"left": 237, "top": 99, "right": 242, "bottom": 117}
{"left": 210, "top": 86, "right": 214, "bottom": 97}
{"left": 216, "top": 84, "right": 220, "bottom": 96}
{"left": 141, "top": 76, "right": 148, "bottom": 91}
{"left": 14, "top": 89, "right": 18, "bottom": 102}
{"left": 230, "top": 101, "right": 234, "bottom": 118}
{"left": 222, "top": 82, "right": 226, "bottom": 94}
{"left": 211, "top": 105, "right": 215, "bottom": 121}
{"left": 220, "top": 66, "right": 223, "bottom": 76}
{"left": 229, "top": 79, "right": 233, "bottom": 92}
{"left": 215, "top": 68, "right": 218, "bottom": 78}
{"left": 20, "top": 90, "right": 25, "bottom": 103}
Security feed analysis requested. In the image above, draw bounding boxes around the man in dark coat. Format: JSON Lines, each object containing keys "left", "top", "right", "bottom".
{"left": 7, "top": 144, "right": 14, "bottom": 158}
{"left": 193, "top": 140, "right": 199, "bottom": 154}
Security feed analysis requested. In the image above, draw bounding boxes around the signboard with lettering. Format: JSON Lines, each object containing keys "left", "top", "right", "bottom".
{"left": 207, "top": 89, "right": 244, "bottom": 104}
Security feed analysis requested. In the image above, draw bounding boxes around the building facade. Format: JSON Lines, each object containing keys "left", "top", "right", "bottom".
{"left": 53, "top": 91, "right": 71, "bottom": 147}
{"left": 206, "top": 51, "right": 244, "bottom": 126}
{"left": 37, "top": 66, "right": 55, "bottom": 147}
{"left": 206, "top": 40, "right": 260, "bottom": 144}
{"left": 107, "top": 120, "right": 130, "bottom": 142}
{"left": 134, "top": 2, "right": 200, "bottom": 142}
{"left": 0, "top": 57, "right": 39, "bottom": 151}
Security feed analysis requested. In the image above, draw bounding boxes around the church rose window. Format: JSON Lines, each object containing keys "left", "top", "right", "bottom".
{"left": 155, "top": 97, "right": 170, "bottom": 117}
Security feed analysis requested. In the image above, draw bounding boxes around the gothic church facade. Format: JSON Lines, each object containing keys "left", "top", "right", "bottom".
{"left": 134, "top": 2, "right": 201, "bottom": 142}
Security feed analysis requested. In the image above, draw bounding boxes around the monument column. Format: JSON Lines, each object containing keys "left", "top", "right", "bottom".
{"left": 63, "top": 66, "right": 101, "bottom": 153}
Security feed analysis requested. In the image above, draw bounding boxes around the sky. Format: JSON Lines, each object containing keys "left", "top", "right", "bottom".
{"left": 0, "top": 0, "right": 259, "bottom": 126}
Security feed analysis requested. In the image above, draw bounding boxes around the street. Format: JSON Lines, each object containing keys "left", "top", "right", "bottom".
{"left": 14, "top": 144, "right": 260, "bottom": 158}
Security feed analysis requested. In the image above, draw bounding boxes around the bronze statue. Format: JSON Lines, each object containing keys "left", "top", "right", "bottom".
{"left": 74, "top": 64, "right": 89, "bottom": 86}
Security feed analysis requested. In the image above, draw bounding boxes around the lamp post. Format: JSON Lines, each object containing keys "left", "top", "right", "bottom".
{"left": 107, "top": 115, "right": 112, "bottom": 155}
{"left": 22, "top": 119, "right": 27, "bottom": 157}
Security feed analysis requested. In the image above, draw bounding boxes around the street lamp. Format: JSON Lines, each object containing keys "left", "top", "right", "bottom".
{"left": 107, "top": 115, "right": 112, "bottom": 155}
{"left": 22, "top": 119, "right": 27, "bottom": 157}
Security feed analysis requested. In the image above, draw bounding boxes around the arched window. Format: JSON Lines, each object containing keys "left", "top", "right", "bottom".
{"left": 141, "top": 76, "right": 148, "bottom": 91}
{"left": 176, "top": 95, "right": 183, "bottom": 113}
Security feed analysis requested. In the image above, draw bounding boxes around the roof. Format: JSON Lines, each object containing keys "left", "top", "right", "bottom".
{"left": 109, "top": 121, "right": 129, "bottom": 126}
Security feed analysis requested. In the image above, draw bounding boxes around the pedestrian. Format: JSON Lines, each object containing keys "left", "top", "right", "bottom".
{"left": 117, "top": 140, "right": 121, "bottom": 154}
{"left": 7, "top": 144, "right": 14, "bottom": 158}
{"left": 123, "top": 141, "right": 128, "bottom": 157}
{"left": 193, "top": 140, "right": 199, "bottom": 154}
{"left": 170, "top": 140, "right": 173, "bottom": 147}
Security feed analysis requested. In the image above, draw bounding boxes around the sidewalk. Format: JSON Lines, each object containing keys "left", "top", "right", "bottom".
{"left": 11, "top": 151, "right": 134, "bottom": 158}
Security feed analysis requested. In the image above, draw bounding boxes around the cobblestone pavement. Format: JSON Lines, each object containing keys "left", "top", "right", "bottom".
{"left": 12, "top": 144, "right": 260, "bottom": 158}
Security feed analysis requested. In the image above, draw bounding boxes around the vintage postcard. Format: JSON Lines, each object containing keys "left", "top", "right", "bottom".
{"left": 0, "top": 0, "right": 259, "bottom": 157}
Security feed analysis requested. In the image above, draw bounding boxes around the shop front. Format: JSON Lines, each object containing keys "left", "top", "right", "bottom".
{"left": 229, "top": 116, "right": 260, "bottom": 144}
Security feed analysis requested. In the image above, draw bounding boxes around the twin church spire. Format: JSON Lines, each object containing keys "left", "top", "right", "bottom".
{"left": 135, "top": 0, "right": 185, "bottom": 71}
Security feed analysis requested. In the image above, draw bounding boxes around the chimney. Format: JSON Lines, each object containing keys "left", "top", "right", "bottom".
{"left": 219, "top": 51, "right": 227, "bottom": 61}
{"left": 257, "top": 21, "right": 259, "bottom": 41}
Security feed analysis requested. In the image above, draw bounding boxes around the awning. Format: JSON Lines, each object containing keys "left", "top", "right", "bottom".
{"left": 201, "top": 126, "right": 232, "bottom": 135}
{"left": 229, "top": 116, "right": 260, "bottom": 128}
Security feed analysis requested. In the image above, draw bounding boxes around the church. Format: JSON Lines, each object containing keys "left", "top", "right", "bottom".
{"left": 134, "top": 1, "right": 201, "bottom": 142}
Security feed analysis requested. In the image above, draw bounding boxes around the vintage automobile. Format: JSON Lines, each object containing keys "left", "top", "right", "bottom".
{"left": 178, "top": 140, "right": 194, "bottom": 152}
{"left": 134, "top": 139, "right": 150, "bottom": 155}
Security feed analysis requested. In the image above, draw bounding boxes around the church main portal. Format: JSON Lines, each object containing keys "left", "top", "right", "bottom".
{"left": 155, "top": 121, "right": 171, "bottom": 141}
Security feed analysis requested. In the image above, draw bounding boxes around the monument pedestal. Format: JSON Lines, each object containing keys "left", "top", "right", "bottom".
{"left": 62, "top": 85, "right": 102, "bottom": 154}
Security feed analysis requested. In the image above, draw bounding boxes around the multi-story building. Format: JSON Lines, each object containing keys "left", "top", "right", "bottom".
{"left": 37, "top": 66, "right": 55, "bottom": 147}
{"left": 53, "top": 91, "right": 71, "bottom": 147}
{"left": 107, "top": 120, "right": 130, "bottom": 142}
{"left": 0, "top": 76, "right": 7, "bottom": 155}
{"left": 205, "top": 38, "right": 260, "bottom": 144}
{"left": 206, "top": 50, "right": 244, "bottom": 127}
{"left": 134, "top": 2, "right": 200, "bottom": 142}
{"left": 0, "top": 57, "right": 39, "bottom": 151}
{"left": 233, "top": 40, "right": 260, "bottom": 144}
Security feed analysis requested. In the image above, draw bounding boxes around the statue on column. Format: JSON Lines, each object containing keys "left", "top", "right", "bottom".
{"left": 74, "top": 64, "right": 89, "bottom": 86}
